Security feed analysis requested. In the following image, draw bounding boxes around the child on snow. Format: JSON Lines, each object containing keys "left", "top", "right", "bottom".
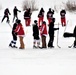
{"left": 24, "top": 8, "right": 32, "bottom": 26}
{"left": 38, "top": 8, "right": 45, "bottom": 27}
{"left": 40, "top": 21, "right": 47, "bottom": 48}
{"left": 14, "top": 19, "right": 25, "bottom": 49}
{"left": 9, "top": 19, "right": 18, "bottom": 48}
{"left": 32, "top": 20, "right": 40, "bottom": 48}
{"left": 47, "top": 8, "right": 54, "bottom": 25}
{"left": 60, "top": 9, "right": 66, "bottom": 26}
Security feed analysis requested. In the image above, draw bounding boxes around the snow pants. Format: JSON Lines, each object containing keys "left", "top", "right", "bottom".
{"left": 47, "top": 18, "right": 52, "bottom": 25}
{"left": 38, "top": 17, "right": 44, "bottom": 27}
{"left": 25, "top": 18, "right": 31, "bottom": 26}
{"left": 48, "top": 35, "right": 54, "bottom": 47}
{"left": 61, "top": 18, "right": 66, "bottom": 26}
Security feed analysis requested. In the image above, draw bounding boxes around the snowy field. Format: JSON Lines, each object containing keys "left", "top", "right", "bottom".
{"left": 0, "top": 0, "right": 76, "bottom": 75}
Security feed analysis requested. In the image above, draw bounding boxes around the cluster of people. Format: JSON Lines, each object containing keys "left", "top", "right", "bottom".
{"left": 1, "top": 6, "right": 76, "bottom": 49}
{"left": 1, "top": 6, "right": 21, "bottom": 23}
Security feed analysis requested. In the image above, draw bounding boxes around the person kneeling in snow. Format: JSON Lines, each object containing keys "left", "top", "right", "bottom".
{"left": 9, "top": 19, "right": 18, "bottom": 48}
{"left": 14, "top": 19, "right": 25, "bottom": 49}
{"left": 73, "top": 26, "right": 76, "bottom": 48}
{"left": 32, "top": 20, "right": 41, "bottom": 48}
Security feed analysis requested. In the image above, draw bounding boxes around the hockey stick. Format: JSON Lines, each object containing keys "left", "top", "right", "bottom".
{"left": 8, "top": 23, "right": 12, "bottom": 28}
{"left": 57, "top": 23, "right": 61, "bottom": 48}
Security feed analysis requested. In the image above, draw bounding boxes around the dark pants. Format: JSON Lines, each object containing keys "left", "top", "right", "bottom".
{"left": 1, "top": 15, "right": 9, "bottom": 23}
{"left": 41, "top": 35, "right": 47, "bottom": 48}
{"left": 12, "top": 32, "right": 17, "bottom": 41}
{"left": 9, "top": 32, "right": 17, "bottom": 46}
{"left": 13, "top": 14, "right": 18, "bottom": 22}
{"left": 48, "top": 35, "right": 54, "bottom": 47}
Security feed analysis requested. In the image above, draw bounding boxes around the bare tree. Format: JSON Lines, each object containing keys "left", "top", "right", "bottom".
{"left": 22, "top": 0, "right": 38, "bottom": 11}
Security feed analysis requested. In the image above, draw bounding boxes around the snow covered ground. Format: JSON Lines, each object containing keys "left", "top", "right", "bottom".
{"left": 0, "top": 0, "right": 76, "bottom": 75}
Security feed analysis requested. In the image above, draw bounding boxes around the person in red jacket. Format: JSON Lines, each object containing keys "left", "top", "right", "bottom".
{"left": 24, "top": 8, "right": 32, "bottom": 26}
{"left": 47, "top": 8, "right": 54, "bottom": 25}
{"left": 40, "top": 21, "right": 47, "bottom": 48}
{"left": 14, "top": 19, "right": 25, "bottom": 49}
{"left": 38, "top": 8, "right": 45, "bottom": 27}
{"left": 60, "top": 9, "right": 66, "bottom": 26}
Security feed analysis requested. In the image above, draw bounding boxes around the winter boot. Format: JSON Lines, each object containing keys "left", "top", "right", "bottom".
{"left": 33, "top": 45, "right": 37, "bottom": 48}
{"left": 12, "top": 45, "right": 17, "bottom": 48}
{"left": 9, "top": 43, "right": 13, "bottom": 47}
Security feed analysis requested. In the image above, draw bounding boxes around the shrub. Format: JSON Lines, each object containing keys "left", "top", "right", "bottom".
{"left": 65, "top": 0, "right": 76, "bottom": 12}
{"left": 22, "top": 0, "right": 38, "bottom": 11}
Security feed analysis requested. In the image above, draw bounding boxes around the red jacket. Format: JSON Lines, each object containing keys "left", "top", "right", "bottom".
{"left": 40, "top": 23, "right": 47, "bottom": 36}
{"left": 14, "top": 23, "right": 25, "bottom": 35}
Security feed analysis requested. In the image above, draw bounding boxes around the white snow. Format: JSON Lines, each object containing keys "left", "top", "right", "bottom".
{"left": 0, "top": 0, "right": 76, "bottom": 75}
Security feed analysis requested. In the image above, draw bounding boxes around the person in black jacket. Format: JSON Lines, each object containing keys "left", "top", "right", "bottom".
{"left": 32, "top": 20, "right": 40, "bottom": 48}
{"left": 60, "top": 9, "right": 66, "bottom": 26}
{"left": 73, "top": 26, "right": 76, "bottom": 48}
{"left": 13, "top": 6, "right": 21, "bottom": 22}
{"left": 9, "top": 19, "right": 18, "bottom": 48}
{"left": 24, "top": 8, "right": 32, "bottom": 26}
{"left": 47, "top": 8, "right": 54, "bottom": 25}
{"left": 48, "top": 18, "right": 59, "bottom": 48}
{"left": 1, "top": 8, "right": 11, "bottom": 23}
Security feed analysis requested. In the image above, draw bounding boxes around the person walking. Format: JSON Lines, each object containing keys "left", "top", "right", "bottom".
{"left": 1, "top": 8, "right": 11, "bottom": 23}
{"left": 13, "top": 6, "right": 21, "bottom": 22}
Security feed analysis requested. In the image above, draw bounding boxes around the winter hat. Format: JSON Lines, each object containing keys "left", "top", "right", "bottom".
{"left": 17, "top": 19, "right": 21, "bottom": 23}
{"left": 49, "top": 8, "right": 51, "bottom": 11}
{"left": 34, "top": 20, "right": 37, "bottom": 23}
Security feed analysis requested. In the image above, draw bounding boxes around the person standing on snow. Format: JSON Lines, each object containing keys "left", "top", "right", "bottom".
{"left": 13, "top": 6, "right": 21, "bottom": 22}
{"left": 1, "top": 8, "right": 11, "bottom": 23}
{"left": 47, "top": 8, "right": 54, "bottom": 25}
{"left": 40, "top": 21, "right": 47, "bottom": 48}
{"left": 32, "top": 20, "right": 41, "bottom": 48}
{"left": 24, "top": 8, "right": 32, "bottom": 26}
{"left": 48, "top": 18, "right": 59, "bottom": 48}
{"left": 38, "top": 8, "right": 45, "bottom": 27}
{"left": 9, "top": 19, "right": 18, "bottom": 48}
{"left": 60, "top": 9, "right": 66, "bottom": 26}
{"left": 14, "top": 19, "right": 25, "bottom": 49}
